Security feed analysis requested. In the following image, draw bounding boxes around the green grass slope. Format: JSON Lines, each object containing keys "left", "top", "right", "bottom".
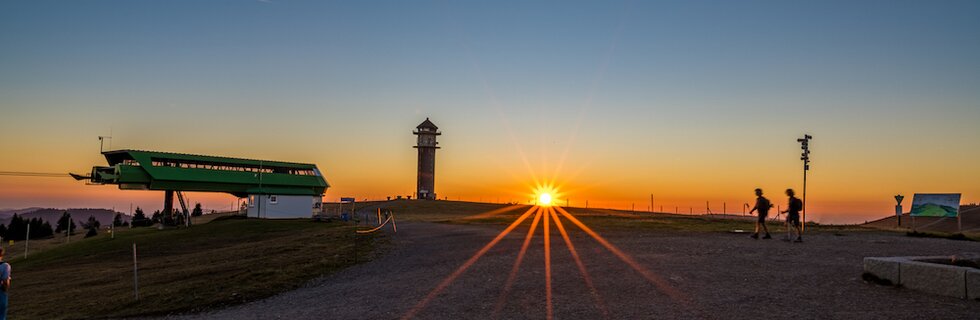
{"left": 7, "top": 218, "right": 377, "bottom": 319}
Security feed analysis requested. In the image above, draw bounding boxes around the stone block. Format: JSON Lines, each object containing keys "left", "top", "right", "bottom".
{"left": 967, "top": 268, "right": 980, "bottom": 300}
{"left": 863, "top": 257, "right": 902, "bottom": 285}
{"left": 900, "top": 260, "right": 966, "bottom": 299}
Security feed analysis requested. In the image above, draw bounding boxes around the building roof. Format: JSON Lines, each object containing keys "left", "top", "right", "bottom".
{"left": 87, "top": 149, "right": 328, "bottom": 197}
{"left": 102, "top": 149, "right": 316, "bottom": 169}
{"left": 416, "top": 118, "right": 439, "bottom": 130}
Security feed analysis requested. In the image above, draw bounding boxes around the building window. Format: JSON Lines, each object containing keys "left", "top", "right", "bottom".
{"left": 269, "top": 195, "right": 278, "bottom": 204}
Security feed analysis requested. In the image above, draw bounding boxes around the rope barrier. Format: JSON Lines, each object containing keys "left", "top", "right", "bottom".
{"left": 356, "top": 214, "right": 395, "bottom": 234}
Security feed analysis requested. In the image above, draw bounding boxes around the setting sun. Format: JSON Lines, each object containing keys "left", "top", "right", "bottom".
{"left": 538, "top": 193, "right": 553, "bottom": 206}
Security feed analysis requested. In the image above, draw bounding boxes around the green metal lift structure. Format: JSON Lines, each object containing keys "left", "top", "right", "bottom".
{"left": 73, "top": 149, "right": 329, "bottom": 224}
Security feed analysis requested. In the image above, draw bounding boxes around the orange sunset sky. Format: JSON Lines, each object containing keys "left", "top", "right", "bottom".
{"left": 1, "top": 1, "right": 978, "bottom": 224}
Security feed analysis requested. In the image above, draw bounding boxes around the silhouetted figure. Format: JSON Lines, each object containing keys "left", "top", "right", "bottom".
{"left": 782, "top": 189, "right": 804, "bottom": 242}
{"left": 748, "top": 188, "right": 772, "bottom": 239}
{"left": 0, "top": 247, "right": 10, "bottom": 320}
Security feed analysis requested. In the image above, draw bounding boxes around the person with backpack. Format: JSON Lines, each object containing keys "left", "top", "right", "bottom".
{"left": 748, "top": 188, "right": 772, "bottom": 239}
{"left": 782, "top": 189, "right": 804, "bottom": 243}
{"left": 0, "top": 247, "right": 10, "bottom": 320}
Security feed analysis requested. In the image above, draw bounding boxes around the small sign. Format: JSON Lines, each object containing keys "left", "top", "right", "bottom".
{"left": 340, "top": 197, "right": 355, "bottom": 203}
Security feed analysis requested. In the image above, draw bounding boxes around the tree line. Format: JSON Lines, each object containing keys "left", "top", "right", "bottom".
{"left": 0, "top": 203, "right": 207, "bottom": 240}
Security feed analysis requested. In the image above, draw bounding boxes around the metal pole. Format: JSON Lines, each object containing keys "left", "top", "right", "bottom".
{"left": 133, "top": 243, "right": 140, "bottom": 300}
{"left": 802, "top": 163, "right": 807, "bottom": 233}
{"left": 798, "top": 134, "right": 811, "bottom": 233}
{"left": 259, "top": 161, "right": 263, "bottom": 218}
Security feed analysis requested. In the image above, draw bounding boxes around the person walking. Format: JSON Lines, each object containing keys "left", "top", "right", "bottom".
{"left": 782, "top": 189, "right": 804, "bottom": 242}
{"left": 748, "top": 188, "right": 772, "bottom": 239}
{"left": 0, "top": 247, "right": 10, "bottom": 320}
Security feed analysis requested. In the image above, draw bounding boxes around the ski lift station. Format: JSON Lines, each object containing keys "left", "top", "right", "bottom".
{"left": 75, "top": 149, "right": 329, "bottom": 219}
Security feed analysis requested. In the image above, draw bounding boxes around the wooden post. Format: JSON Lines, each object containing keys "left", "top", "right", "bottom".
{"left": 133, "top": 243, "right": 140, "bottom": 301}
{"left": 24, "top": 224, "right": 30, "bottom": 259}
{"left": 353, "top": 216, "right": 358, "bottom": 264}
{"left": 958, "top": 210, "right": 962, "bottom": 234}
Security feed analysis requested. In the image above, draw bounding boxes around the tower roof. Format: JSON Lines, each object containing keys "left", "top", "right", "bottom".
{"left": 416, "top": 118, "right": 438, "bottom": 130}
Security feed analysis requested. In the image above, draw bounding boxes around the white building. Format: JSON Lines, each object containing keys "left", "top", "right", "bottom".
{"left": 246, "top": 194, "right": 322, "bottom": 219}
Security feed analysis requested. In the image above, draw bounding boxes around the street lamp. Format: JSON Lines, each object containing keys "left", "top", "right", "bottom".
{"left": 796, "top": 134, "right": 812, "bottom": 231}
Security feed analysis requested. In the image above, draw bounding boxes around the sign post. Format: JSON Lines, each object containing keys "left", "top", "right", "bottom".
{"left": 796, "top": 135, "right": 812, "bottom": 232}
{"left": 895, "top": 194, "right": 904, "bottom": 227}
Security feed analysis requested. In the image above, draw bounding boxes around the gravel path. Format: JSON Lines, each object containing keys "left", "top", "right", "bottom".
{"left": 162, "top": 221, "right": 980, "bottom": 320}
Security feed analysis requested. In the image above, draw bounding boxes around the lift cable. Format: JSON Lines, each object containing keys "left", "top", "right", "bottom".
{"left": 0, "top": 171, "right": 70, "bottom": 178}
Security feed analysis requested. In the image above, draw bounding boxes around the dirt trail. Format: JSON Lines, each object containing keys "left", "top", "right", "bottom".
{"left": 161, "top": 221, "right": 980, "bottom": 319}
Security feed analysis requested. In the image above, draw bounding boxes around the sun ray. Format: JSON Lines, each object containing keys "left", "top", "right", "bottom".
{"left": 492, "top": 207, "right": 543, "bottom": 317}
{"left": 553, "top": 206, "right": 690, "bottom": 305}
{"left": 549, "top": 207, "right": 610, "bottom": 319}
{"left": 401, "top": 206, "right": 539, "bottom": 320}
{"left": 461, "top": 204, "right": 527, "bottom": 220}
{"left": 543, "top": 205, "right": 553, "bottom": 320}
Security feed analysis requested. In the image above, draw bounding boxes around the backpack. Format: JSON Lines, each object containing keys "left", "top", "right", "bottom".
{"left": 0, "top": 261, "right": 8, "bottom": 292}
{"left": 757, "top": 197, "right": 771, "bottom": 212}
{"left": 791, "top": 198, "right": 803, "bottom": 213}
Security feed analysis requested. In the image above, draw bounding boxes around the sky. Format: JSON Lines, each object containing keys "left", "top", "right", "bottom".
{"left": 1, "top": 0, "right": 978, "bottom": 224}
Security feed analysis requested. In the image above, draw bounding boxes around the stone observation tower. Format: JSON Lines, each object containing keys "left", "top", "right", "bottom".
{"left": 414, "top": 118, "right": 440, "bottom": 200}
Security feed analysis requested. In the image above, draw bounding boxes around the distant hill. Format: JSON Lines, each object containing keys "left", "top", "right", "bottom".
{"left": 0, "top": 207, "right": 45, "bottom": 219}
{"left": 0, "top": 208, "right": 129, "bottom": 227}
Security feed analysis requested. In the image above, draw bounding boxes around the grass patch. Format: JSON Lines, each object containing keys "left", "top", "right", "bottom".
{"left": 8, "top": 218, "right": 378, "bottom": 319}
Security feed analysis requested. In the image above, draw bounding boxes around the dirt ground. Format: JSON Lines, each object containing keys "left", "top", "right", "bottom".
{"left": 160, "top": 220, "right": 980, "bottom": 320}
